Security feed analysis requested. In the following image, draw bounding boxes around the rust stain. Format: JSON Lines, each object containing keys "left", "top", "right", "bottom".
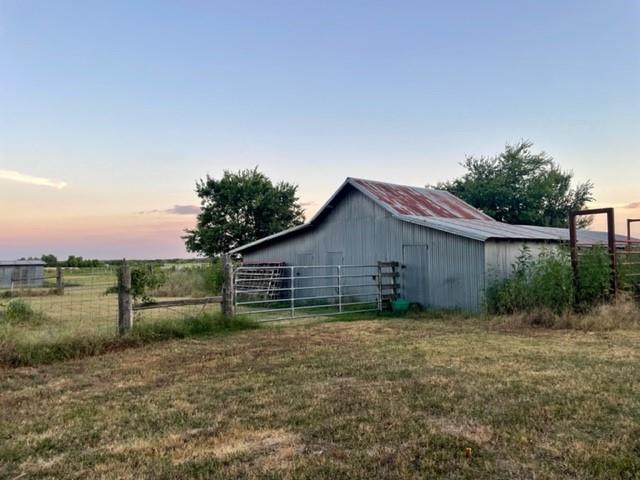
{"left": 353, "top": 179, "right": 494, "bottom": 220}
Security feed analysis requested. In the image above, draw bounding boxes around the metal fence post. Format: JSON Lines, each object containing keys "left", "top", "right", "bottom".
{"left": 222, "top": 254, "right": 235, "bottom": 318}
{"left": 377, "top": 262, "right": 383, "bottom": 311}
{"left": 290, "top": 266, "right": 295, "bottom": 317}
{"left": 118, "top": 260, "right": 133, "bottom": 335}
{"left": 337, "top": 265, "right": 342, "bottom": 313}
{"left": 55, "top": 266, "right": 64, "bottom": 295}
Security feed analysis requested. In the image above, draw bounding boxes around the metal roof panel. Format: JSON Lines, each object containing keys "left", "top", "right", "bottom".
{"left": 350, "top": 178, "right": 495, "bottom": 220}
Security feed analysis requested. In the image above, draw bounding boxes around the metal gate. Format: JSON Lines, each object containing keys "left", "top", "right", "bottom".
{"left": 234, "top": 262, "right": 399, "bottom": 322}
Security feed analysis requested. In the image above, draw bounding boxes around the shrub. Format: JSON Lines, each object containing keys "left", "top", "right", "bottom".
{"left": 130, "top": 265, "right": 167, "bottom": 302}
{"left": 486, "top": 247, "right": 574, "bottom": 315}
{"left": 1, "top": 299, "right": 44, "bottom": 324}
{"left": 148, "top": 261, "right": 223, "bottom": 298}
{"left": 575, "top": 246, "right": 612, "bottom": 309}
{"left": 486, "top": 245, "right": 618, "bottom": 317}
{"left": 105, "top": 264, "right": 168, "bottom": 303}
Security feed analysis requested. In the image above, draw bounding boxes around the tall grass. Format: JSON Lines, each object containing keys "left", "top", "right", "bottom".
{"left": 486, "top": 246, "right": 613, "bottom": 316}
{"left": 0, "top": 312, "right": 258, "bottom": 367}
{"left": 148, "top": 262, "right": 223, "bottom": 298}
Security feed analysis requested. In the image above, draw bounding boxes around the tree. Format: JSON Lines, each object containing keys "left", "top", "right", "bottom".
{"left": 437, "top": 141, "right": 594, "bottom": 228}
{"left": 184, "top": 168, "right": 305, "bottom": 257}
{"left": 41, "top": 254, "right": 58, "bottom": 266}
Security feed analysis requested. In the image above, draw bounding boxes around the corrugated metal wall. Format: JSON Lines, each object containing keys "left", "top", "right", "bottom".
{"left": 242, "top": 187, "right": 486, "bottom": 311}
{"left": 0, "top": 265, "right": 45, "bottom": 288}
{"left": 484, "top": 240, "right": 559, "bottom": 282}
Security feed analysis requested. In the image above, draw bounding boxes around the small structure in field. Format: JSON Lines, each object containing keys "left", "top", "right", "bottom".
{"left": 0, "top": 260, "right": 46, "bottom": 289}
{"left": 231, "top": 177, "right": 624, "bottom": 312}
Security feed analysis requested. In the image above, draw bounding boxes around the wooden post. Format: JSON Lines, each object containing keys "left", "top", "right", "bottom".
{"left": 55, "top": 266, "right": 64, "bottom": 295}
{"left": 118, "top": 260, "right": 133, "bottom": 335}
{"left": 222, "top": 254, "right": 235, "bottom": 318}
{"left": 570, "top": 208, "right": 618, "bottom": 299}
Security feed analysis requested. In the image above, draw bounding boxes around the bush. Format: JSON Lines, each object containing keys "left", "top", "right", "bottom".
{"left": 486, "top": 246, "right": 613, "bottom": 316}
{"left": 148, "top": 261, "right": 223, "bottom": 298}
{"left": 575, "top": 246, "right": 612, "bottom": 310}
{"left": 105, "top": 264, "right": 168, "bottom": 303}
{"left": 1, "top": 299, "right": 44, "bottom": 325}
{"left": 487, "top": 247, "right": 574, "bottom": 315}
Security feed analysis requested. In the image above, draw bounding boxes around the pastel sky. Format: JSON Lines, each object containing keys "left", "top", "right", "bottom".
{"left": 1, "top": 0, "right": 639, "bottom": 259}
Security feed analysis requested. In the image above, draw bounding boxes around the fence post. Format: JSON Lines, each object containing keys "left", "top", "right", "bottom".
{"left": 222, "top": 254, "right": 235, "bottom": 318}
{"left": 377, "top": 262, "right": 383, "bottom": 311}
{"left": 290, "top": 266, "right": 295, "bottom": 318}
{"left": 118, "top": 260, "right": 133, "bottom": 335}
{"left": 337, "top": 265, "right": 342, "bottom": 313}
{"left": 55, "top": 266, "right": 64, "bottom": 295}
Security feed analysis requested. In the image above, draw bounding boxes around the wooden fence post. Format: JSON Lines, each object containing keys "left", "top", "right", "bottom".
{"left": 55, "top": 266, "right": 64, "bottom": 295}
{"left": 118, "top": 260, "right": 133, "bottom": 335}
{"left": 222, "top": 254, "right": 235, "bottom": 318}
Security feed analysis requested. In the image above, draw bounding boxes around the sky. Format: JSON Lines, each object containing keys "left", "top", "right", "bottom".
{"left": 1, "top": 0, "right": 639, "bottom": 259}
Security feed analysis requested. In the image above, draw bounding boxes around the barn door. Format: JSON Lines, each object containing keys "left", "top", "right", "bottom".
{"left": 402, "top": 245, "right": 429, "bottom": 307}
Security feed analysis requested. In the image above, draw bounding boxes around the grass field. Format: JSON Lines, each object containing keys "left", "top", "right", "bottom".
{"left": 0, "top": 267, "right": 220, "bottom": 349}
{"left": 1, "top": 317, "right": 639, "bottom": 479}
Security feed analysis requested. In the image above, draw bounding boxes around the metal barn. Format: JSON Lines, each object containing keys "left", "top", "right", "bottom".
{"left": 231, "top": 178, "right": 616, "bottom": 312}
{"left": 0, "top": 260, "right": 46, "bottom": 289}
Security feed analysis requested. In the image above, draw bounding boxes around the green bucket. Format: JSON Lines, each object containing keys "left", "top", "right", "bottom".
{"left": 391, "top": 298, "right": 410, "bottom": 313}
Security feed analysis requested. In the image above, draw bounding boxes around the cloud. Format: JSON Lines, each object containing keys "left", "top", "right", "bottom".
{"left": 139, "top": 204, "right": 200, "bottom": 215}
{"left": 166, "top": 204, "right": 200, "bottom": 215}
{"left": 0, "top": 169, "right": 67, "bottom": 189}
{"left": 624, "top": 202, "right": 640, "bottom": 209}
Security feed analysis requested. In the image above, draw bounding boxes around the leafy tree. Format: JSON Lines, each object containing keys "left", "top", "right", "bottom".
{"left": 184, "top": 168, "right": 305, "bottom": 257}
{"left": 41, "top": 254, "right": 58, "bottom": 267}
{"left": 437, "top": 141, "right": 594, "bottom": 228}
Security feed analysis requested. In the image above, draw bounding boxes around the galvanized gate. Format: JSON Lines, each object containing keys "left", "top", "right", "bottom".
{"left": 234, "top": 262, "right": 398, "bottom": 322}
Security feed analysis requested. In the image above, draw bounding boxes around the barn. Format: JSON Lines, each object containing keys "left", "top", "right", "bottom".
{"left": 231, "top": 178, "right": 616, "bottom": 312}
{"left": 0, "top": 260, "right": 46, "bottom": 289}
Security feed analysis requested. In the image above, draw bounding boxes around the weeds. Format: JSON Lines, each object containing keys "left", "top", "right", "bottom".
{"left": 486, "top": 246, "right": 613, "bottom": 315}
{"left": 0, "top": 299, "right": 46, "bottom": 325}
{"left": 0, "top": 312, "right": 258, "bottom": 367}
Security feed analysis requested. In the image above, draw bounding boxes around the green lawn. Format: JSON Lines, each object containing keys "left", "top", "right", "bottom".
{"left": 1, "top": 317, "right": 639, "bottom": 479}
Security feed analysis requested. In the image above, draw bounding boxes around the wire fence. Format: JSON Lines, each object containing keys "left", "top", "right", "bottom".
{"left": 0, "top": 264, "right": 223, "bottom": 344}
{"left": 0, "top": 267, "right": 119, "bottom": 343}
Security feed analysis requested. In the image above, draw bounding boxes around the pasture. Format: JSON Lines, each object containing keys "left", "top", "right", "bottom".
{"left": 1, "top": 317, "right": 640, "bottom": 479}
{"left": 0, "top": 264, "right": 221, "bottom": 364}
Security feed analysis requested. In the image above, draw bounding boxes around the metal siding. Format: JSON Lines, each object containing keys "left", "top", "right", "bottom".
{"left": 484, "top": 240, "right": 559, "bottom": 281}
{"left": 243, "top": 189, "right": 486, "bottom": 312}
{"left": 402, "top": 245, "right": 429, "bottom": 306}
{"left": 0, "top": 264, "right": 45, "bottom": 288}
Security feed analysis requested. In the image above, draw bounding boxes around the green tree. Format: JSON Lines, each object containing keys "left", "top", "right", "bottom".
{"left": 184, "top": 168, "right": 305, "bottom": 257}
{"left": 41, "top": 254, "right": 58, "bottom": 266}
{"left": 437, "top": 141, "right": 594, "bottom": 227}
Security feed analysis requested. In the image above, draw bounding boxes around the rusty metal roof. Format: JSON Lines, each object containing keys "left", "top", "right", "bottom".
{"left": 350, "top": 178, "right": 494, "bottom": 220}
{"left": 230, "top": 177, "right": 624, "bottom": 253}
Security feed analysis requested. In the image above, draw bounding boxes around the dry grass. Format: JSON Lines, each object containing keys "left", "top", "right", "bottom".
{"left": 489, "top": 296, "right": 640, "bottom": 332}
{"left": 1, "top": 317, "right": 640, "bottom": 479}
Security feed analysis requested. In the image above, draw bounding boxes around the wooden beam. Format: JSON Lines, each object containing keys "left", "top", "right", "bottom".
{"left": 133, "top": 296, "right": 222, "bottom": 311}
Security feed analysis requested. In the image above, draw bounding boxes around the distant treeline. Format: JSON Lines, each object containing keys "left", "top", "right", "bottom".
{"left": 38, "top": 254, "right": 207, "bottom": 268}
{"left": 40, "top": 254, "right": 104, "bottom": 268}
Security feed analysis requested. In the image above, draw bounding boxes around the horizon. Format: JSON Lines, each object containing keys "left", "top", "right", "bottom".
{"left": 1, "top": 1, "right": 639, "bottom": 259}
